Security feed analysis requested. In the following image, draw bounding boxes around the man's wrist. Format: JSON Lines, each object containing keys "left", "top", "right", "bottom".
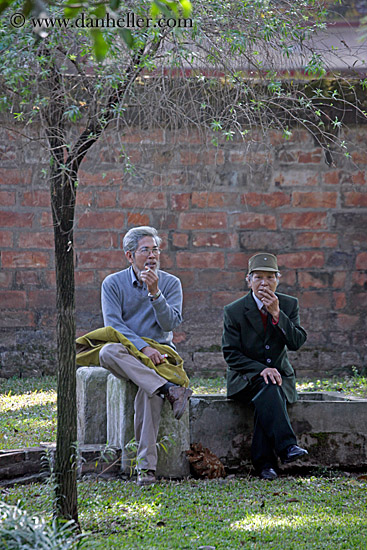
{"left": 148, "top": 289, "right": 161, "bottom": 301}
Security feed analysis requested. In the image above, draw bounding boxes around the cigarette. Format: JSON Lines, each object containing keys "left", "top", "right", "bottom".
{"left": 145, "top": 266, "right": 152, "bottom": 272}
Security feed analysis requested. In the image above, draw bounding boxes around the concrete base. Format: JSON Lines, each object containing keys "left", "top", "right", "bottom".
{"left": 77, "top": 367, "right": 110, "bottom": 444}
{"left": 190, "top": 392, "right": 367, "bottom": 471}
{"left": 106, "top": 376, "right": 190, "bottom": 478}
{"left": 77, "top": 368, "right": 367, "bottom": 476}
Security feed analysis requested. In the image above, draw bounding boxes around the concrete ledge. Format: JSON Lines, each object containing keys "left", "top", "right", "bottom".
{"left": 190, "top": 393, "right": 367, "bottom": 471}
{"left": 76, "top": 368, "right": 367, "bottom": 476}
{"left": 107, "top": 376, "right": 190, "bottom": 478}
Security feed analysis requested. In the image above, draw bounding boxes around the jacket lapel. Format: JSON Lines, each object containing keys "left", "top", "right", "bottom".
{"left": 243, "top": 292, "right": 265, "bottom": 338}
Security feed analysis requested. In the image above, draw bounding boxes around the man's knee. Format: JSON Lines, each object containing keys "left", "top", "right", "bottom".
{"left": 99, "top": 343, "right": 127, "bottom": 366}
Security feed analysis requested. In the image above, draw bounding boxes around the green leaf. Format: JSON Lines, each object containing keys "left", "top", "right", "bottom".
{"left": 91, "top": 29, "right": 109, "bottom": 62}
{"left": 119, "top": 28, "right": 134, "bottom": 49}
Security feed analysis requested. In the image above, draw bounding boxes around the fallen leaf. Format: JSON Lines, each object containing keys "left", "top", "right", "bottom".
{"left": 285, "top": 498, "right": 300, "bottom": 503}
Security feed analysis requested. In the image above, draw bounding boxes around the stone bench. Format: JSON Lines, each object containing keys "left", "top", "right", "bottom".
{"left": 77, "top": 367, "right": 367, "bottom": 476}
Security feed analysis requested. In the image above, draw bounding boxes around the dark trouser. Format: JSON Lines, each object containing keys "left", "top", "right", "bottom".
{"left": 235, "top": 377, "right": 297, "bottom": 471}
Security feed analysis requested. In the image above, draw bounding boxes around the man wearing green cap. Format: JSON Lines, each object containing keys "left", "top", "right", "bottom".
{"left": 222, "top": 252, "right": 308, "bottom": 480}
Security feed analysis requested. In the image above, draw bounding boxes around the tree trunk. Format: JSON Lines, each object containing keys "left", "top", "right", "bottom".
{"left": 51, "top": 166, "right": 78, "bottom": 523}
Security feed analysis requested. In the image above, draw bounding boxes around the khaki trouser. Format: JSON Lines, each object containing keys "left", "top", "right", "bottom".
{"left": 99, "top": 342, "right": 167, "bottom": 472}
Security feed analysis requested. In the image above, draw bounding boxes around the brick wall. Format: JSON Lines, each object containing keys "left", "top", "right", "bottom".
{"left": 1, "top": 124, "right": 366, "bottom": 379}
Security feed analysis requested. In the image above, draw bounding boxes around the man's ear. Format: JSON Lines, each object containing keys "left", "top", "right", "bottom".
{"left": 246, "top": 274, "right": 252, "bottom": 288}
{"left": 125, "top": 251, "right": 134, "bottom": 265}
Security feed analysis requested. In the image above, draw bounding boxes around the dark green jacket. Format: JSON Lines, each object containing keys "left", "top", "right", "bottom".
{"left": 222, "top": 291, "right": 307, "bottom": 403}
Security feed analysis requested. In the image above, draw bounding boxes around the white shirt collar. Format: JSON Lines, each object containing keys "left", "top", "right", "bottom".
{"left": 252, "top": 291, "right": 264, "bottom": 311}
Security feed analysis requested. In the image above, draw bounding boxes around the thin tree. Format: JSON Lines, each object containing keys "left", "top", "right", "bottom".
{"left": 1, "top": 0, "right": 365, "bottom": 522}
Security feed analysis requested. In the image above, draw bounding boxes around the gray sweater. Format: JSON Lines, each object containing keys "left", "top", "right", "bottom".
{"left": 101, "top": 266, "right": 183, "bottom": 350}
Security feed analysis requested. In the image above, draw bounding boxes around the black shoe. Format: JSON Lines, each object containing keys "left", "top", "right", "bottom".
{"left": 260, "top": 467, "right": 278, "bottom": 480}
{"left": 281, "top": 444, "right": 308, "bottom": 464}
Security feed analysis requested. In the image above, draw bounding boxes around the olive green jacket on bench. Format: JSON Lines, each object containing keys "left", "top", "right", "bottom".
{"left": 76, "top": 326, "right": 189, "bottom": 388}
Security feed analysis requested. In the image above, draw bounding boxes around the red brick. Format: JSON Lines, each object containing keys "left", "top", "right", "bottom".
{"left": 211, "top": 291, "right": 244, "bottom": 308}
{"left": 332, "top": 272, "right": 347, "bottom": 288}
{"left": 75, "top": 290, "right": 101, "bottom": 309}
{"left": 227, "top": 253, "right": 251, "bottom": 270}
{"left": 21, "top": 190, "right": 49, "bottom": 207}
{"left": 356, "top": 252, "right": 367, "bottom": 269}
{"left": 96, "top": 191, "right": 117, "bottom": 208}
{"left": 2, "top": 251, "right": 49, "bottom": 268}
{"left": 274, "top": 172, "right": 318, "bottom": 187}
{"left": 241, "top": 192, "right": 290, "bottom": 208}
{"left": 0, "top": 271, "right": 13, "bottom": 287}
{"left": 352, "top": 171, "right": 366, "bottom": 185}
{"left": 278, "top": 271, "right": 296, "bottom": 286}
{"left": 174, "top": 270, "right": 195, "bottom": 287}
{"left": 278, "top": 251, "right": 324, "bottom": 269}
{"left": 159, "top": 253, "right": 174, "bottom": 270}
{"left": 0, "top": 290, "right": 26, "bottom": 309}
{"left": 40, "top": 211, "right": 53, "bottom": 227}
{"left": 180, "top": 212, "right": 227, "bottom": 230}
{"left": 171, "top": 194, "right": 190, "bottom": 211}
{"left": 229, "top": 151, "right": 245, "bottom": 163}
{"left": 297, "top": 149, "right": 322, "bottom": 163}
{"left": 0, "top": 230, "right": 13, "bottom": 247}
{"left": 280, "top": 212, "right": 327, "bottom": 229}
{"left": 295, "top": 232, "right": 338, "bottom": 248}
{"left": 152, "top": 173, "right": 188, "bottom": 187}
{"left": 199, "top": 270, "right": 245, "bottom": 290}
{"left": 119, "top": 192, "right": 166, "bottom": 209}
{"left": 0, "top": 191, "right": 15, "bottom": 205}
{"left": 78, "top": 250, "right": 124, "bottom": 269}
{"left": 192, "top": 192, "right": 239, "bottom": 208}
{"left": 0, "top": 168, "right": 32, "bottom": 186}
{"left": 205, "top": 150, "right": 225, "bottom": 165}
{"left": 0, "top": 311, "right": 35, "bottom": 328}
{"left": 333, "top": 292, "right": 346, "bottom": 310}
{"left": 39, "top": 312, "right": 57, "bottom": 328}
{"left": 350, "top": 293, "right": 367, "bottom": 309}
{"left": 120, "top": 129, "right": 165, "bottom": 144}
{"left": 300, "top": 291, "right": 331, "bottom": 308}
{"left": 323, "top": 171, "right": 340, "bottom": 184}
{"left": 343, "top": 192, "right": 367, "bottom": 207}
{"left": 76, "top": 232, "right": 118, "bottom": 249}
{"left": 172, "top": 331, "right": 186, "bottom": 344}
{"left": 292, "top": 192, "right": 337, "bottom": 208}
{"left": 183, "top": 291, "right": 209, "bottom": 307}
{"left": 18, "top": 232, "right": 54, "bottom": 249}
{"left": 180, "top": 151, "right": 200, "bottom": 165}
{"left": 352, "top": 272, "right": 367, "bottom": 287}
{"left": 127, "top": 213, "right": 150, "bottom": 226}
{"left": 15, "top": 271, "right": 40, "bottom": 287}
{"left": 75, "top": 271, "right": 96, "bottom": 286}
{"left": 79, "top": 170, "right": 123, "bottom": 187}
{"left": 298, "top": 272, "right": 329, "bottom": 289}
{"left": 336, "top": 314, "right": 359, "bottom": 331}
{"left": 351, "top": 151, "right": 367, "bottom": 164}
{"left": 28, "top": 290, "right": 56, "bottom": 308}
{"left": 192, "top": 232, "right": 235, "bottom": 248}
{"left": 78, "top": 211, "right": 124, "bottom": 229}
{"left": 77, "top": 191, "right": 93, "bottom": 207}
{"left": 172, "top": 233, "right": 189, "bottom": 248}
{"left": 232, "top": 213, "right": 277, "bottom": 230}
{"left": 177, "top": 252, "right": 225, "bottom": 269}
{"left": 0, "top": 212, "right": 33, "bottom": 228}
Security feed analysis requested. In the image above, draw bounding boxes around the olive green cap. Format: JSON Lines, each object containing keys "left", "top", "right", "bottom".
{"left": 248, "top": 252, "right": 278, "bottom": 273}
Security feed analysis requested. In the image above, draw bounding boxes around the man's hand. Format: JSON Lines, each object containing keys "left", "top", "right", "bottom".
{"left": 140, "top": 267, "right": 159, "bottom": 295}
{"left": 141, "top": 346, "right": 164, "bottom": 365}
{"left": 258, "top": 287, "right": 280, "bottom": 322}
{"left": 260, "top": 367, "right": 282, "bottom": 386}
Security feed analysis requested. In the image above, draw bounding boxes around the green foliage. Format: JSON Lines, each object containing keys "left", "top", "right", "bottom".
{"left": 0, "top": 501, "right": 88, "bottom": 549}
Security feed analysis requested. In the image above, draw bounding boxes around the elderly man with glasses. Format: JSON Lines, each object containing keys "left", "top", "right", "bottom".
{"left": 99, "top": 226, "right": 192, "bottom": 486}
{"left": 222, "top": 252, "right": 308, "bottom": 480}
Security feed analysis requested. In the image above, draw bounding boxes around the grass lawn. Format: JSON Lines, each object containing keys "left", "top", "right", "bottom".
{"left": 1, "top": 374, "right": 367, "bottom": 548}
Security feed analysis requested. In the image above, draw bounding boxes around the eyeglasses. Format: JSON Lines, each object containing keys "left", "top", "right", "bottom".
{"left": 135, "top": 247, "right": 161, "bottom": 256}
